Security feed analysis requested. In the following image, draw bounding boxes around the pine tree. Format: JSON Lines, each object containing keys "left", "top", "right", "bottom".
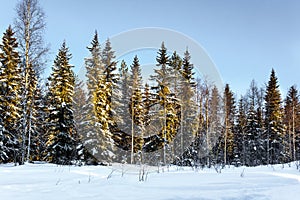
{"left": 0, "top": 26, "right": 22, "bottom": 164}
{"left": 45, "top": 42, "right": 78, "bottom": 165}
{"left": 264, "top": 69, "right": 285, "bottom": 164}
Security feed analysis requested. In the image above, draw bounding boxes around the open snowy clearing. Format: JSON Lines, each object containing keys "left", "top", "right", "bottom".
{"left": 1, "top": 163, "right": 300, "bottom": 200}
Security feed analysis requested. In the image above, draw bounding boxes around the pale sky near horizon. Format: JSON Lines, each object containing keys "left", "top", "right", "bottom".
{"left": 0, "top": 0, "right": 300, "bottom": 97}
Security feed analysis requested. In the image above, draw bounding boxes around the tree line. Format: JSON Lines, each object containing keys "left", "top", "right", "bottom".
{"left": 0, "top": 0, "right": 299, "bottom": 168}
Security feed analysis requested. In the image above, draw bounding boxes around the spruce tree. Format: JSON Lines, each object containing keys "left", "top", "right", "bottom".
{"left": 264, "top": 69, "right": 285, "bottom": 164}
{"left": 245, "top": 103, "right": 263, "bottom": 166}
{"left": 73, "top": 76, "right": 88, "bottom": 162}
{"left": 0, "top": 26, "right": 22, "bottom": 164}
{"left": 117, "top": 60, "right": 131, "bottom": 134}
{"left": 178, "top": 49, "right": 197, "bottom": 158}
{"left": 234, "top": 97, "right": 246, "bottom": 166}
{"left": 93, "top": 66, "right": 115, "bottom": 163}
{"left": 208, "top": 85, "right": 222, "bottom": 166}
{"left": 84, "top": 31, "right": 105, "bottom": 163}
{"left": 30, "top": 83, "right": 47, "bottom": 161}
{"left": 148, "top": 42, "right": 180, "bottom": 165}
{"left": 150, "top": 42, "right": 171, "bottom": 87}
{"left": 169, "top": 51, "right": 182, "bottom": 159}
{"left": 222, "top": 84, "right": 235, "bottom": 165}
{"left": 129, "top": 56, "right": 144, "bottom": 164}
{"left": 150, "top": 42, "right": 171, "bottom": 164}
{"left": 102, "top": 38, "right": 118, "bottom": 162}
{"left": 45, "top": 42, "right": 78, "bottom": 164}
{"left": 73, "top": 76, "right": 88, "bottom": 140}
{"left": 102, "top": 38, "right": 118, "bottom": 117}
{"left": 169, "top": 51, "right": 182, "bottom": 93}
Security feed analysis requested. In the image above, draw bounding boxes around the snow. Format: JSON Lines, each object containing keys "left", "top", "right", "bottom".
{"left": 1, "top": 163, "right": 300, "bottom": 200}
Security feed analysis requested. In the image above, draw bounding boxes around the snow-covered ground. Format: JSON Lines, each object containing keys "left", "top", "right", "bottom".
{"left": 1, "top": 162, "right": 300, "bottom": 200}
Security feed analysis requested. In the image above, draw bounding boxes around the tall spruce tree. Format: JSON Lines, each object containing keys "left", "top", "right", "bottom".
{"left": 93, "top": 65, "right": 115, "bottom": 163}
{"left": 73, "top": 76, "right": 88, "bottom": 140}
{"left": 84, "top": 31, "right": 105, "bottom": 163}
{"left": 149, "top": 42, "right": 180, "bottom": 165}
{"left": 117, "top": 60, "right": 131, "bottom": 134}
{"left": 129, "top": 56, "right": 144, "bottom": 164}
{"left": 0, "top": 26, "right": 22, "bottom": 164}
{"left": 264, "top": 69, "right": 285, "bottom": 164}
{"left": 245, "top": 103, "right": 263, "bottom": 166}
{"left": 222, "top": 84, "right": 235, "bottom": 165}
{"left": 45, "top": 42, "right": 78, "bottom": 164}
{"left": 151, "top": 42, "right": 170, "bottom": 165}
{"left": 178, "top": 49, "right": 197, "bottom": 157}
{"left": 169, "top": 51, "right": 182, "bottom": 93}
{"left": 234, "top": 97, "right": 247, "bottom": 166}
{"left": 73, "top": 76, "right": 88, "bottom": 162}
{"left": 30, "top": 83, "right": 46, "bottom": 161}
{"left": 243, "top": 80, "right": 264, "bottom": 166}
{"left": 102, "top": 38, "right": 118, "bottom": 117}
{"left": 102, "top": 38, "right": 118, "bottom": 162}
{"left": 208, "top": 85, "right": 222, "bottom": 166}
{"left": 168, "top": 51, "right": 182, "bottom": 160}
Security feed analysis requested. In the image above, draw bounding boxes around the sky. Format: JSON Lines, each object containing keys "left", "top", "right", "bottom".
{"left": 0, "top": 0, "right": 300, "bottom": 96}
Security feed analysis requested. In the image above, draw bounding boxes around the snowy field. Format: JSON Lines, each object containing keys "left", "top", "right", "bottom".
{"left": 1, "top": 162, "right": 300, "bottom": 200}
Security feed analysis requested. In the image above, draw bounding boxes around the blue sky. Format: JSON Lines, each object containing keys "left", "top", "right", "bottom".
{"left": 0, "top": 0, "right": 300, "bottom": 96}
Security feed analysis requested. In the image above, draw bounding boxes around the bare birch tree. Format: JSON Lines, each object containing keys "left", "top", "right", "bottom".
{"left": 14, "top": 0, "right": 49, "bottom": 163}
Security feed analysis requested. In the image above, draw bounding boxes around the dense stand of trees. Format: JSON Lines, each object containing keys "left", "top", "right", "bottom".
{"left": 0, "top": 0, "right": 300, "bottom": 167}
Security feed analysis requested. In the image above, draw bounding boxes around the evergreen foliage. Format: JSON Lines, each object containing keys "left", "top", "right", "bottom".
{"left": 45, "top": 42, "right": 79, "bottom": 164}
{"left": 0, "top": 26, "right": 22, "bottom": 164}
{"left": 264, "top": 69, "right": 285, "bottom": 164}
{"left": 128, "top": 56, "right": 144, "bottom": 163}
{"left": 84, "top": 31, "right": 105, "bottom": 164}
{"left": 0, "top": 8, "right": 299, "bottom": 167}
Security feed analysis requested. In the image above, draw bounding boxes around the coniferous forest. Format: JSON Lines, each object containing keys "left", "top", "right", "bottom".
{"left": 1, "top": 0, "right": 300, "bottom": 170}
